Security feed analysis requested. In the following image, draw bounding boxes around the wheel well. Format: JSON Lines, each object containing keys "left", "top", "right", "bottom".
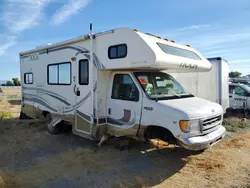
{"left": 42, "top": 111, "right": 50, "bottom": 118}
{"left": 144, "top": 126, "right": 176, "bottom": 143}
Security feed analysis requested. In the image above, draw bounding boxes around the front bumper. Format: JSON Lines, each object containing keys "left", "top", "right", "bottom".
{"left": 178, "top": 125, "right": 226, "bottom": 151}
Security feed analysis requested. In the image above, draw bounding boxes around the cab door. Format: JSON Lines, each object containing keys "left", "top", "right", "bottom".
{"left": 107, "top": 73, "right": 142, "bottom": 136}
{"left": 229, "top": 85, "right": 247, "bottom": 109}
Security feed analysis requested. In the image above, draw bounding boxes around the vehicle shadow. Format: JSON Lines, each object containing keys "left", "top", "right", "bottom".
{"left": 90, "top": 138, "right": 201, "bottom": 187}
{"left": 225, "top": 108, "right": 250, "bottom": 119}
{"left": 0, "top": 121, "right": 200, "bottom": 188}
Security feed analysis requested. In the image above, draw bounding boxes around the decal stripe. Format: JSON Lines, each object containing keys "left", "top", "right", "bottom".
{"left": 77, "top": 110, "right": 91, "bottom": 121}
{"left": 23, "top": 87, "right": 67, "bottom": 100}
{"left": 37, "top": 45, "right": 105, "bottom": 69}
{"left": 47, "top": 93, "right": 71, "bottom": 106}
{"left": 23, "top": 96, "right": 57, "bottom": 112}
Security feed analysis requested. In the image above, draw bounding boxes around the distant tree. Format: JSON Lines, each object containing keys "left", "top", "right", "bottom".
{"left": 1, "top": 84, "right": 6, "bottom": 86}
{"left": 12, "top": 78, "right": 21, "bottom": 86}
{"left": 229, "top": 71, "right": 242, "bottom": 78}
{"left": 6, "top": 81, "right": 14, "bottom": 86}
{"left": 247, "top": 74, "right": 250, "bottom": 78}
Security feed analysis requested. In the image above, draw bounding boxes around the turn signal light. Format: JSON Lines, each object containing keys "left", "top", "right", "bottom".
{"left": 179, "top": 120, "right": 191, "bottom": 133}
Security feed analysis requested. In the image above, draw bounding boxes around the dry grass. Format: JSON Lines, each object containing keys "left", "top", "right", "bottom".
{"left": 0, "top": 174, "right": 20, "bottom": 188}
{"left": 223, "top": 117, "right": 250, "bottom": 132}
{"left": 0, "top": 89, "right": 21, "bottom": 118}
{"left": 0, "top": 112, "right": 13, "bottom": 120}
{"left": 148, "top": 139, "right": 170, "bottom": 149}
{"left": 185, "top": 155, "right": 225, "bottom": 170}
{"left": 223, "top": 137, "right": 247, "bottom": 148}
{"left": 1, "top": 89, "right": 20, "bottom": 95}
{"left": 0, "top": 99, "right": 8, "bottom": 106}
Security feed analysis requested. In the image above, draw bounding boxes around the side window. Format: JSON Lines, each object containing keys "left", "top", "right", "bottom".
{"left": 235, "top": 86, "right": 246, "bottom": 96}
{"left": 24, "top": 73, "right": 33, "bottom": 84}
{"left": 79, "top": 60, "right": 89, "bottom": 85}
{"left": 108, "top": 44, "right": 127, "bottom": 59}
{"left": 48, "top": 62, "right": 71, "bottom": 85}
{"left": 112, "top": 74, "right": 139, "bottom": 101}
{"left": 229, "top": 85, "right": 235, "bottom": 94}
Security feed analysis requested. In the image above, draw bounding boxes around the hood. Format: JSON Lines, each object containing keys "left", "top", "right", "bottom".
{"left": 158, "top": 97, "right": 223, "bottom": 119}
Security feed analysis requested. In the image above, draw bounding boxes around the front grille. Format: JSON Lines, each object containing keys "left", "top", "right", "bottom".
{"left": 201, "top": 115, "right": 222, "bottom": 134}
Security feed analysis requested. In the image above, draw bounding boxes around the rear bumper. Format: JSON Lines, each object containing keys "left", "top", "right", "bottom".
{"left": 179, "top": 126, "right": 226, "bottom": 151}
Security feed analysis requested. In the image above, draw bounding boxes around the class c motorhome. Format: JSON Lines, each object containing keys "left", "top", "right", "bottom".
{"left": 19, "top": 27, "right": 226, "bottom": 151}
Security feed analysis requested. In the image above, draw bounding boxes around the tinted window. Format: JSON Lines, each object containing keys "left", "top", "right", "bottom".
{"left": 108, "top": 44, "right": 127, "bottom": 59}
{"left": 79, "top": 60, "right": 89, "bottom": 85}
{"left": 229, "top": 85, "right": 235, "bottom": 94}
{"left": 157, "top": 42, "right": 201, "bottom": 60}
{"left": 110, "top": 48, "right": 117, "bottom": 58}
{"left": 48, "top": 62, "right": 71, "bottom": 85}
{"left": 117, "top": 45, "right": 126, "bottom": 57}
{"left": 24, "top": 73, "right": 33, "bottom": 84}
{"left": 112, "top": 74, "right": 139, "bottom": 101}
{"left": 235, "top": 86, "right": 247, "bottom": 96}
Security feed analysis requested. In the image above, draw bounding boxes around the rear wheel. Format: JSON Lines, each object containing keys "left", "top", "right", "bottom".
{"left": 19, "top": 111, "right": 32, "bottom": 120}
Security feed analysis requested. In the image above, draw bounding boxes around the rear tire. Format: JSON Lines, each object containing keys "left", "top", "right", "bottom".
{"left": 19, "top": 111, "right": 32, "bottom": 120}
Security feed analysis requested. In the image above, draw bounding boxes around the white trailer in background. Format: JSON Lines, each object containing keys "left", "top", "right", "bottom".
{"left": 229, "top": 83, "right": 250, "bottom": 110}
{"left": 19, "top": 27, "right": 226, "bottom": 151}
{"left": 229, "top": 78, "right": 250, "bottom": 87}
{"left": 168, "top": 57, "right": 229, "bottom": 112}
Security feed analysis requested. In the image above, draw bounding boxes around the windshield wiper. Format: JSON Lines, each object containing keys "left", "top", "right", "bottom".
{"left": 156, "top": 92, "right": 181, "bottom": 98}
{"left": 171, "top": 93, "right": 181, "bottom": 98}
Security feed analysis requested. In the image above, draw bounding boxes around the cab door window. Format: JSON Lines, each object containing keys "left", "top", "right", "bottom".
{"left": 235, "top": 86, "right": 247, "bottom": 96}
{"left": 112, "top": 74, "right": 139, "bottom": 101}
{"left": 229, "top": 85, "right": 235, "bottom": 94}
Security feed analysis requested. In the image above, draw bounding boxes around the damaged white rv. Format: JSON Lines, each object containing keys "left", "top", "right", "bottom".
{"left": 19, "top": 26, "right": 226, "bottom": 151}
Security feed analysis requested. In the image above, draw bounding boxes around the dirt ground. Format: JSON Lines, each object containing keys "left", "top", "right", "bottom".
{"left": 0, "top": 89, "right": 250, "bottom": 188}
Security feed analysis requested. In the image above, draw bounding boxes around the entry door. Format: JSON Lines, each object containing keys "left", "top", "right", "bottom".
{"left": 107, "top": 73, "right": 142, "bottom": 134}
{"left": 229, "top": 85, "right": 247, "bottom": 109}
{"left": 74, "top": 59, "right": 92, "bottom": 135}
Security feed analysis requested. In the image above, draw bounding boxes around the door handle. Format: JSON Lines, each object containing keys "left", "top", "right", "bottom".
{"left": 108, "top": 108, "right": 111, "bottom": 115}
{"left": 76, "top": 88, "right": 80, "bottom": 96}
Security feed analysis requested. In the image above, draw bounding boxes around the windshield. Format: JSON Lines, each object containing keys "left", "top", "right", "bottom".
{"left": 134, "top": 72, "right": 193, "bottom": 100}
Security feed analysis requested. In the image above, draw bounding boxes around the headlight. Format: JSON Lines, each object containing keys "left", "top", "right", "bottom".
{"left": 179, "top": 120, "right": 191, "bottom": 133}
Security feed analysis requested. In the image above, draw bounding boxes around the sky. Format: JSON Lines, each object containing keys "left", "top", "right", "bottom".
{"left": 0, "top": 0, "right": 250, "bottom": 80}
